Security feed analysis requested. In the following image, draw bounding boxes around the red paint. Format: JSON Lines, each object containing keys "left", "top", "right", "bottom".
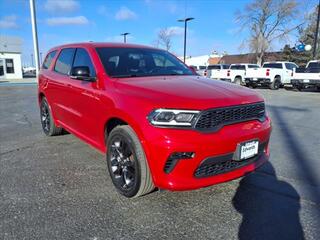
{"left": 38, "top": 42, "right": 271, "bottom": 191}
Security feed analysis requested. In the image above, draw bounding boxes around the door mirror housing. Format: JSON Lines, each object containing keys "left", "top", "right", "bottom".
{"left": 70, "top": 66, "right": 96, "bottom": 81}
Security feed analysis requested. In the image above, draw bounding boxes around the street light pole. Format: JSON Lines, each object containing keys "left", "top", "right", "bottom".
{"left": 29, "top": 0, "right": 40, "bottom": 75}
{"left": 120, "top": 32, "right": 130, "bottom": 43}
{"left": 178, "top": 17, "right": 194, "bottom": 63}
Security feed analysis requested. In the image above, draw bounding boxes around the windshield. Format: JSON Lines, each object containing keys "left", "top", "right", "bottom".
{"left": 96, "top": 47, "right": 194, "bottom": 78}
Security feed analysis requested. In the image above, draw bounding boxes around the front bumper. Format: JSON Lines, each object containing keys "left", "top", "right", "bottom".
{"left": 141, "top": 116, "right": 271, "bottom": 191}
{"left": 245, "top": 78, "right": 271, "bottom": 85}
{"left": 291, "top": 79, "right": 320, "bottom": 87}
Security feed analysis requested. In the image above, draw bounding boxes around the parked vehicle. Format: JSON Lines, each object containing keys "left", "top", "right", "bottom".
{"left": 245, "top": 61, "right": 298, "bottom": 90}
{"left": 38, "top": 42, "right": 271, "bottom": 198}
{"left": 291, "top": 60, "right": 320, "bottom": 91}
{"left": 196, "top": 65, "right": 208, "bottom": 77}
{"left": 222, "top": 64, "right": 260, "bottom": 84}
{"left": 207, "top": 64, "right": 230, "bottom": 79}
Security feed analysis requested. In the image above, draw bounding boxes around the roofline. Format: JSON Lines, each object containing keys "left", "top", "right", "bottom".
{"left": 46, "top": 42, "right": 159, "bottom": 53}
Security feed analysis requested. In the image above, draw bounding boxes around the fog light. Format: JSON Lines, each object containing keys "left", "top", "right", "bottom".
{"left": 164, "top": 152, "right": 195, "bottom": 174}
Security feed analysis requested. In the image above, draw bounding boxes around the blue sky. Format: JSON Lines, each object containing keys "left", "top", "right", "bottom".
{"left": 0, "top": 0, "right": 318, "bottom": 66}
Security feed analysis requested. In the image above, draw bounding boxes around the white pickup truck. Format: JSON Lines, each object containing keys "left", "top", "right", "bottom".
{"left": 291, "top": 60, "right": 320, "bottom": 90}
{"left": 207, "top": 64, "right": 230, "bottom": 79}
{"left": 244, "top": 61, "right": 298, "bottom": 90}
{"left": 220, "top": 64, "right": 260, "bottom": 84}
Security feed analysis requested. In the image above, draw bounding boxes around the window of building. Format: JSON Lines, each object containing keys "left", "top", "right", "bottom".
{"left": 54, "top": 48, "right": 75, "bottom": 75}
{"left": 5, "top": 59, "right": 14, "bottom": 73}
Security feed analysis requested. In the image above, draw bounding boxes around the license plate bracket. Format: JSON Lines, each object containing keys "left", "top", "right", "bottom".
{"left": 233, "top": 140, "right": 259, "bottom": 161}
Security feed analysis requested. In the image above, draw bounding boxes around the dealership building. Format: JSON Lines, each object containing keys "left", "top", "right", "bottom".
{"left": 0, "top": 35, "right": 23, "bottom": 79}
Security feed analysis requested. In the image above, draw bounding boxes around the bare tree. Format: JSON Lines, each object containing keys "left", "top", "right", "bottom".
{"left": 236, "top": 0, "right": 301, "bottom": 65}
{"left": 156, "top": 28, "right": 174, "bottom": 51}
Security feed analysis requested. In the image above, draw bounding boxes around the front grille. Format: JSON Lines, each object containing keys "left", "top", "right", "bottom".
{"left": 194, "top": 102, "right": 265, "bottom": 131}
{"left": 194, "top": 142, "right": 267, "bottom": 178}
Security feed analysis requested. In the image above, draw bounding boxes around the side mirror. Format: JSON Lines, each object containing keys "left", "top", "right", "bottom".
{"left": 188, "top": 66, "right": 198, "bottom": 75}
{"left": 70, "top": 66, "right": 95, "bottom": 81}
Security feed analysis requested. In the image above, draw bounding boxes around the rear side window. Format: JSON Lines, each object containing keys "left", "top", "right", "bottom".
{"left": 42, "top": 50, "right": 57, "bottom": 69}
{"left": 73, "top": 48, "right": 96, "bottom": 77}
{"left": 54, "top": 48, "right": 75, "bottom": 75}
{"left": 285, "top": 63, "right": 297, "bottom": 70}
{"left": 263, "top": 63, "right": 282, "bottom": 69}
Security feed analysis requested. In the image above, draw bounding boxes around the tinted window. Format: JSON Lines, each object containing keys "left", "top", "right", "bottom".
{"left": 285, "top": 63, "right": 297, "bottom": 70}
{"left": 198, "top": 66, "right": 206, "bottom": 70}
{"left": 248, "top": 65, "right": 259, "bottom": 68}
{"left": 230, "top": 65, "right": 245, "bottom": 70}
{"left": 263, "top": 63, "right": 282, "bottom": 69}
{"left": 307, "top": 62, "right": 320, "bottom": 68}
{"left": 5, "top": 59, "right": 14, "bottom": 73}
{"left": 42, "top": 50, "right": 57, "bottom": 69}
{"left": 73, "top": 48, "right": 96, "bottom": 77}
{"left": 96, "top": 47, "right": 194, "bottom": 77}
{"left": 207, "top": 65, "right": 221, "bottom": 70}
{"left": 222, "top": 64, "right": 230, "bottom": 69}
{"left": 54, "top": 48, "right": 75, "bottom": 75}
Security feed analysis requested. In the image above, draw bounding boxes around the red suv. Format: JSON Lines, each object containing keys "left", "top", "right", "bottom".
{"left": 38, "top": 43, "right": 271, "bottom": 198}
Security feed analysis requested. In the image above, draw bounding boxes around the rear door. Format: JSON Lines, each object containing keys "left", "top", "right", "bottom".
{"left": 47, "top": 48, "right": 76, "bottom": 125}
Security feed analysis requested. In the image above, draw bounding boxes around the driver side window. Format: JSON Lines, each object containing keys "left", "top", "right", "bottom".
{"left": 73, "top": 48, "right": 96, "bottom": 77}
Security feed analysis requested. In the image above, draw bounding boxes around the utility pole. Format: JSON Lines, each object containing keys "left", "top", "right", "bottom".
{"left": 178, "top": 17, "right": 194, "bottom": 63}
{"left": 120, "top": 33, "right": 130, "bottom": 43}
{"left": 313, "top": 0, "right": 320, "bottom": 59}
{"left": 29, "top": 0, "right": 40, "bottom": 75}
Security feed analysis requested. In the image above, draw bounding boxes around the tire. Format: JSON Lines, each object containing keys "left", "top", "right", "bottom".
{"left": 291, "top": 85, "right": 301, "bottom": 91}
{"left": 106, "top": 125, "right": 155, "bottom": 198}
{"left": 270, "top": 77, "right": 281, "bottom": 90}
{"left": 234, "top": 77, "right": 242, "bottom": 85}
{"left": 40, "top": 97, "right": 63, "bottom": 136}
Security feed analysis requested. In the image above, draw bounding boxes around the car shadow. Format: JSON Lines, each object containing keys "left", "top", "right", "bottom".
{"left": 232, "top": 162, "right": 305, "bottom": 240}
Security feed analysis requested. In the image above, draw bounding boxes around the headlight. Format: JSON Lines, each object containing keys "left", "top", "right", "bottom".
{"left": 148, "top": 109, "right": 200, "bottom": 127}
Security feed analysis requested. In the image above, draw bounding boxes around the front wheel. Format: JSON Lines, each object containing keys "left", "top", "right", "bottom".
{"left": 106, "top": 125, "right": 155, "bottom": 198}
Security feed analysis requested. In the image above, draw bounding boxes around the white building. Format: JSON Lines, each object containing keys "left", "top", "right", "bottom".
{"left": 0, "top": 36, "right": 23, "bottom": 79}
{"left": 183, "top": 54, "right": 222, "bottom": 68}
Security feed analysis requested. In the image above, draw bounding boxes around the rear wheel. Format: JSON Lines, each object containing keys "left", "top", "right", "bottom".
{"left": 106, "top": 125, "right": 155, "bottom": 198}
{"left": 234, "top": 77, "right": 242, "bottom": 85}
{"left": 270, "top": 77, "right": 281, "bottom": 90}
{"left": 40, "top": 97, "right": 63, "bottom": 136}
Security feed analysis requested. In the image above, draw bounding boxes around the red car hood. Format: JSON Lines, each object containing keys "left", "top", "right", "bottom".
{"left": 113, "top": 75, "right": 264, "bottom": 109}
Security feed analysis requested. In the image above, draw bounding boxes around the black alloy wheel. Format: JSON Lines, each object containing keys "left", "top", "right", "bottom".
{"left": 107, "top": 132, "right": 140, "bottom": 197}
{"left": 106, "top": 125, "right": 155, "bottom": 198}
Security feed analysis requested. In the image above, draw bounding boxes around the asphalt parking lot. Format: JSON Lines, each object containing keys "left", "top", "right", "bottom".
{"left": 0, "top": 85, "right": 319, "bottom": 240}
